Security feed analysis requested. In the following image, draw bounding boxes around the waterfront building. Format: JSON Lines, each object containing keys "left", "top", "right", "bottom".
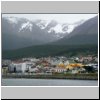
{"left": 54, "top": 67, "right": 67, "bottom": 73}
{"left": 9, "top": 62, "right": 27, "bottom": 73}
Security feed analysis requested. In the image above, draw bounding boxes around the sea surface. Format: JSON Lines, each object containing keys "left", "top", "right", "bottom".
{"left": 1, "top": 78, "right": 98, "bottom": 86}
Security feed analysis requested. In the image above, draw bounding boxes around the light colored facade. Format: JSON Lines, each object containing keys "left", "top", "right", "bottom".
{"left": 29, "top": 68, "right": 39, "bottom": 73}
{"left": 71, "top": 70, "right": 79, "bottom": 74}
{"left": 9, "top": 62, "right": 27, "bottom": 73}
{"left": 50, "top": 60, "right": 60, "bottom": 66}
{"left": 64, "top": 61, "right": 69, "bottom": 66}
{"left": 54, "top": 67, "right": 67, "bottom": 73}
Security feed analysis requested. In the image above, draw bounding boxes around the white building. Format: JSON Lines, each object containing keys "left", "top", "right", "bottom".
{"left": 29, "top": 68, "right": 39, "bottom": 73}
{"left": 71, "top": 70, "right": 79, "bottom": 74}
{"left": 50, "top": 60, "right": 60, "bottom": 66}
{"left": 64, "top": 61, "right": 69, "bottom": 66}
{"left": 9, "top": 62, "right": 27, "bottom": 73}
{"left": 54, "top": 67, "right": 67, "bottom": 73}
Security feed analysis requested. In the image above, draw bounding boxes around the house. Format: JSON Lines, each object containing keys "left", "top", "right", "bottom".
{"left": 39, "top": 60, "right": 50, "bottom": 67}
{"left": 66, "top": 63, "right": 84, "bottom": 70}
{"left": 78, "top": 68, "right": 86, "bottom": 73}
{"left": 64, "top": 61, "right": 69, "bottom": 66}
{"left": 2, "top": 65, "right": 9, "bottom": 75}
{"left": 22, "top": 57, "right": 39, "bottom": 62}
{"left": 71, "top": 69, "right": 79, "bottom": 74}
{"left": 94, "top": 57, "right": 98, "bottom": 63}
{"left": 50, "top": 59, "right": 60, "bottom": 66}
{"left": 79, "top": 56, "right": 93, "bottom": 63}
{"left": 66, "top": 65, "right": 74, "bottom": 70}
{"left": 2, "top": 59, "right": 11, "bottom": 66}
{"left": 58, "top": 62, "right": 65, "bottom": 68}
{"left": 28, "top": 68, "right": 39, "bottom": 73}
{"left": 54, "top": 67, "right": 67, "bottom": 73}
{"left": 86, "top": 63, "right": 98, "bottom": 71}
{"left": 9, "top": 62, "right": 27, "bottom": 73}
{"left": 25, "top": 62, "right": 34, "bottom": 72}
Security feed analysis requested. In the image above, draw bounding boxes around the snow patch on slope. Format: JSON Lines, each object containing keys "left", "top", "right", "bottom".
{"left": 48, "top": 24, "right": 65, "bottom": 34}
{"left": 36, "top": 20, "right": 50, "bottom": 29}
{"left": 48, "top": 20, "right": 85, "bottom": 34}
{"left": 48, "top": 23, "right": 74, "bottom": 34}
{"left": 19, "top": 21, "right": 33, "bottom": 32}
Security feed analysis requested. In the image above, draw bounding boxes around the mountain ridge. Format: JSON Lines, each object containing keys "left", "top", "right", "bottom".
{"left": 49, "top": 16, "right": 98, "bottom": 45}
{"left": 2, "top": 16, "right": 85, "bottom": 50}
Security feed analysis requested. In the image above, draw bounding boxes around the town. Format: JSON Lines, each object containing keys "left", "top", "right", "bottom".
{"left": 2, "top": 55, "right": 98, "bottom": 76}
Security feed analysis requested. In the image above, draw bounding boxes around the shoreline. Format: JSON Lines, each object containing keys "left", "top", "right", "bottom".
{"left": 2, "top": 78, "right": 98, "bottom": 81}
{"left": 2, "top": 73, "right": 98, "bottom": 80}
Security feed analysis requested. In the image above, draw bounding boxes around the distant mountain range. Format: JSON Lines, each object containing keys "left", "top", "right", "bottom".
{"left": 2, "top": 16, "right": 85, "bottom": 50}
{"left": 2, "top": 15, "right": 98, "bottom": 59}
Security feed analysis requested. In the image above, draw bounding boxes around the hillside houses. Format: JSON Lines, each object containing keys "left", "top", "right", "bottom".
{"left": 74, "top": 55, "right": 98, "bottom": 64}
{"left": 2, "top": 59, "right": 11, "bottom": 66}
{"left": 2, "top": 55, "right": 98, "bottom": 75}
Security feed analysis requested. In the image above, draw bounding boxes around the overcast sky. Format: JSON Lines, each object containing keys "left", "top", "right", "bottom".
{"left": 2, "top": 14, "right": 97, "bottom": 24}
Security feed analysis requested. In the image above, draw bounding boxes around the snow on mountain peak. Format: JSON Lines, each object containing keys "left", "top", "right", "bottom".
{"left": 66, "top": 25, "right": 75, "bottom": 33}
{"left": 3, "top": 16, "right": 86, "bottom": 39}
{"left": 48, "top": 23, "right": 74, "bottom": 34}
{"left": 48, "top": 24, "right": 66, "bottom": 34}
{"left": 48, "top": 19, "right": 85, "bottom": 35}
{"left": 36, "top": 20, "right": 50, "bottom": 29}
{"left": 6, "top": 17, "right": 18, "bottom": 24}
{"left": 19, "top": 21, "right": 33, "bottom": 32}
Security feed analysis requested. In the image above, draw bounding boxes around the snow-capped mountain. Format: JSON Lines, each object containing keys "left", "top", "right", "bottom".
{"left": 2, "top": 16, "right": 85, "bottom": 50}
{"left": 2, "top": 16, "right": 98, "bottom": 59}
{"left": 35, "top": 19, "right": 85, "bottom": 35}
{"left": 51, "top": 16, "right": 98, "bottom": 45}
{"left": 3, "top": 16, "right": 85, "bottom": 38}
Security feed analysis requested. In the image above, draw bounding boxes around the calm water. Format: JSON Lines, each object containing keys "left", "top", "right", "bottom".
{"left": 2, "top": 79, "right": 98, "bottom": 86}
